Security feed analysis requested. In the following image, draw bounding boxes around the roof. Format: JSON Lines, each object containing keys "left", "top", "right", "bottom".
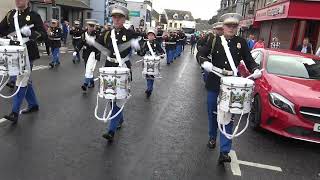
{"left": 151, "top": 9, "right": 159, "bottom": 20}
{"left": 55, "top": 0, "right": 91, "bottom": 10}
{"left": 164, "top": 9, "right": 194, "bottom": 21}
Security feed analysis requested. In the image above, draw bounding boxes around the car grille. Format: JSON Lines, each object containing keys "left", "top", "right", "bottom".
{"left": 300, "top": 107, "right": 320, "bottom": 124}
{"left": 285, "top": 126, "right": 320, "bottom": 140}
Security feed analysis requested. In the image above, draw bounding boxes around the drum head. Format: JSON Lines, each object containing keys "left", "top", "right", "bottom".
{"left": 99, "top": 67, "right": 130, "bottom": 74}
{"left": 144, "top": 55, "right": 160, "bottom": 61}
{"left": 0, "top": 46, "right": 25, "bottom": 52}
{"left": 221, "top": 77, "right": 254, "bottom": 87}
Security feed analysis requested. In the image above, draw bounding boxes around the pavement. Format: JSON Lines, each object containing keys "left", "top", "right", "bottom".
{"left": 0, "top": 46, "right": 319, "bottom": 180}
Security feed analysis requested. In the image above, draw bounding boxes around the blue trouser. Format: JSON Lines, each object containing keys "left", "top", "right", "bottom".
{"left": 51, "top": 48, "right": 60, "bottom": 64}
{"left": 166, "top": 49, "right": 174, "bottom": 63}
{"left": 207, "top": 90, "right": 233, "bottom": 153}
{"left": 84, "top": 77, "right": 94, "bottom": 86}
{"left": 12, "top": 64, "right": 38, "bottom": 113}
{"left": 146, "top": 78, "right": 154, "bottom": 92}
{"left": 107, "top": 103, "right": 124, "bottom": 133}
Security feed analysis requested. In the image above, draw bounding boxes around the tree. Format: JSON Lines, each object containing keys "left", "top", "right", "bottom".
{"left": 208, "top": 15, "right": 218, "bottom": 25}
{"left": 195, "top": 18, "right": 202, "bottom": 23}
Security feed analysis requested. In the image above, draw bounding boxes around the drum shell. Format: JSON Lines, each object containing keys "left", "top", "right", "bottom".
{"left": 142, "top": 56, "right": 161, "bottom": 76}
{"left": 0, "top": 46, "right": 26, "bottom": 76}
{"left": 98, "top": 67, "right": 131, "bottom": 100}
{"left": 218, "top": 77, "right": 254, "bottom": 114}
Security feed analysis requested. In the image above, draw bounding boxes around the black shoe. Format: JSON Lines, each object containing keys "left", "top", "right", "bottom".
{"left": 207, "top": 139, "right": 216, "bottom": 149}
{"left": 102, "top": 131, "right": 115, "bottom": 142}
{"left": 49, "top": 63, "right": 54, "bottom": 69}
{"left": 20, "top": 106, "right": 39, "bottom": 114}
{"left": 72, "top": 59, "right": 76, "bottom": 64}
{"left": 56, "top": 62, "right": 60, "bottom": 65}
{"left": 3, "top": 112, "right": 19, "bottom": 124}
{"left": 6, "top": 82, "right": 15, "bottom": 89}
{"left": 218, "top": 152, "right": 231, "bottom": 164}
{"left": 145, "top": 90, "right": 152, "bottom": 98}
{"left": 81, "top": 84, "right": 88, "bottom": 92}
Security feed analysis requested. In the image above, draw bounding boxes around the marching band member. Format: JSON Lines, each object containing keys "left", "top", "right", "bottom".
{"left": 163, "top": 31, "right": 176, "bottom": 65}
{"left": 78, "top": 19, "right": 101, "bottom": 92}
{"left": 0, "top": 0, "right": 46, "bottom": 124}
{"left": 87, "top": 4, "right": 140, "bottom": 142}
{"left": 138, "top": 29, "right": 165, "bottom": 98}
{"left": 198, "top": 13, "right": 260, "bottom": 163}
{"left": 48, "top": 19, "right": 62, "bottom": 68}
{"left": 202, "top": 22, "right": 224, "bottom": 81}
{"left": 70, "top": 20, "right": 84, "bottom": 63}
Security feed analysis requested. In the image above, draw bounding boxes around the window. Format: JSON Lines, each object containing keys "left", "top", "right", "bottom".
{"left": 251, "top": 50, "right": 263, "bottom": 68}
{"left": 174, "top": 23, "right": 177, "bottom": 28}
{"left": 169, "top": 22, "right": 173, "bottom": 27}
{"left": 87, "top": 12, "right": 91, "bottom": 19}
{"left": 180, "top": 23, "right": 182, "bottom": 28}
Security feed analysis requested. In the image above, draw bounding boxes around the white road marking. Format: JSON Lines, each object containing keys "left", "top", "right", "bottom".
{"left": 229, "top": 150, "right": 282, "bottom": 176}
{"left": 238, "top": 160, "right": 282, "bottom": 172}
{"left": 0, "top": 118, "right": 7, "bottom": 124}
{"left": 178, "top": 60, "right": 189, "bottom": 79}
{"left": 229, "top": 150, "right": 242, "bottom": 176}
{"left": 32, "top": 65, "right": 50, "bottom": 71}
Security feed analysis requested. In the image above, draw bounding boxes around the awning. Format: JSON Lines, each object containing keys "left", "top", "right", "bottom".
{"left": 255, "top": 1, "right": 320, "bottom": 22}
{"left": 55, "top": 0, "right": 92, "bottom": 10}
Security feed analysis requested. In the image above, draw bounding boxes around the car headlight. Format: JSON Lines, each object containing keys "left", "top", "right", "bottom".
{"left": 269, "top": 93, "right": 296, "bottom": 114}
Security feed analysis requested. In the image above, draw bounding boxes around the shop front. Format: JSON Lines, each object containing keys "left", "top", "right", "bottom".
{"left": 255, "top": 0, "right": 320, "bottom": 51}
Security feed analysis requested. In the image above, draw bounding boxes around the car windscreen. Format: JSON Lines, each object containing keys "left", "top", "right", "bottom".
{"left": 182, "top": 28, "right": 195, "bottom": 34}
{"left": 267, "top": 55, "right": 320, "bottom": 80}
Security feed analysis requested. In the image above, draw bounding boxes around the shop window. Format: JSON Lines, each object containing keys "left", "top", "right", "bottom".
{"left": 87, "top": 12, "right": 91, "bottom": 19}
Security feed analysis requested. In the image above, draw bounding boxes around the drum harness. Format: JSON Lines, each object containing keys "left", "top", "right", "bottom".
{"left": 0, "top": 10, "right": 32, "bottom": 99}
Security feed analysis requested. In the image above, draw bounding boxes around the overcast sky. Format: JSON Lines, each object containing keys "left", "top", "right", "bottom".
{"left": 127, "top": 0, "right": 221, "bottom": 20}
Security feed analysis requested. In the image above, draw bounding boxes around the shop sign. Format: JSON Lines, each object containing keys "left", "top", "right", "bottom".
{"left": 255, "top": 1, "right": 289, "bottom": 21}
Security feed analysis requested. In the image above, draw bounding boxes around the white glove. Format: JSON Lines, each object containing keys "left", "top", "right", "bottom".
{"left": 131, "top": 38, "right": 140, "bottom": 51}
{"left": 20, "top": 25, "right": 31, "bottom": 37}
{"left": 201, "top": 61, "right": 213, "bottom": 72}
{"left": 251, "top": 69, "right": 262, "bottom": 79}
{"left": 72, "top": 52, "right": 77, "bottom": 57}
{"left": 85, "top": 35, "right": 96, "bottom": 46}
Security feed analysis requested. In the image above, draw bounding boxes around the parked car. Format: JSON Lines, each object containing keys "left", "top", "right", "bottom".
{"left": 249, "top": 48, "right": 320, "bottom": 143}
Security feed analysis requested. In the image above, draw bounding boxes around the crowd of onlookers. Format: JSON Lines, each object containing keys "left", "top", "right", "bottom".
{"left": 246, "top": 33, "right": 320, "bottom": 57}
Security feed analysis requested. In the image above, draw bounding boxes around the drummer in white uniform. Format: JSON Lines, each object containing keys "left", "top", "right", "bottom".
{"left": 198, "top": 13, "right": 261, "bottom": 163}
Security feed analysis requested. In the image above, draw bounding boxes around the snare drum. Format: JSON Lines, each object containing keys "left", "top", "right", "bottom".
{"left": 218, "top": 76, "right": 254, "bottom": 114}
{"left": 142, "top": 55, "right": 161, "bottom": 77}
{"left": 0, "top": 46, "right": 26, "bottom": 76}
{"left": 98, "top": 67, "right": 131, "bottom": 100}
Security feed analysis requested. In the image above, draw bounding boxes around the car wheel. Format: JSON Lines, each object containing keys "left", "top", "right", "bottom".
{"left": 251, "top": 95, "right": 262, "bottom": 130}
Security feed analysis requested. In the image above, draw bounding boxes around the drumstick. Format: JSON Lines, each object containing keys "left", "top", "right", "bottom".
{"left": 246, "top": 69, "right": 264, "bottom": 79}
{"left": 210, "top": 69, "right": 224, "bottom": 78}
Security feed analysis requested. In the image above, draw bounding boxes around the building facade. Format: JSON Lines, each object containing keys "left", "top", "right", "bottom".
{"left": 163, "top": 9, "right": 195, "bottom": 31}
{"left": 252, "top": 0, "right": 320, "bottom": 51}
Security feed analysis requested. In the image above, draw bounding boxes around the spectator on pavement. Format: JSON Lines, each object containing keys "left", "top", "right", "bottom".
{"left": 296, "top": 37, "right": 313, "bottom": 54}
{"left": 247, "top": 34, "right": 255, "bottom": 50}
{"left": 253, "top": 37, "right": 265, "bottom": 49}
{"left": 62, "top": 20, "right": 69, "bottom": 46}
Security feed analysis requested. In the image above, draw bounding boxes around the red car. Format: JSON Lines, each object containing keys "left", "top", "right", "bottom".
{"left": 249, "top": 48, "right": 320, "bottom": 143}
